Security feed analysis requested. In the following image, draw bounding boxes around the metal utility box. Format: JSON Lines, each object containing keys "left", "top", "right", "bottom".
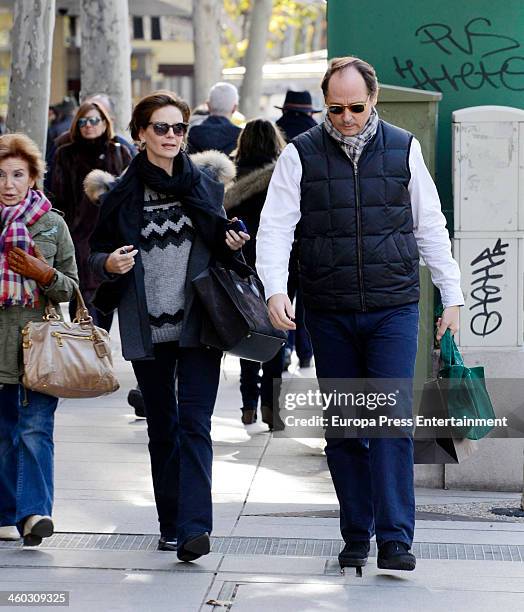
{"left": 453, "top": 106, "right": 524, "bottom": 348}
{"left": 377, "top": 85, "right": 442, "bottom": 178}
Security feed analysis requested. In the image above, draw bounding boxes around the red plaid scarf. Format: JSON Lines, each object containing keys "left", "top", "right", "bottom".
{"left": 0, "top": 189, "right": 52, "bottom": 307}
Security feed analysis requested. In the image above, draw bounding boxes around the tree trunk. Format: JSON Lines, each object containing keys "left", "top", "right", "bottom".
{"left": 311, "top": 10, "right": 325, "bottom": 51}
{"left": 239, "top": 0, "right": 273, "bottom": 118}
{"left": 79, "top": 0, "right": 132, "bottom": 135}
{"left": 281, "top": 25, "right": 296, "bottom": 58}
{"left": 6, "top": 0, "right": 56, "bottom": 153}
{"left": 193, "top": 0, "right": 222, "bottom": 107}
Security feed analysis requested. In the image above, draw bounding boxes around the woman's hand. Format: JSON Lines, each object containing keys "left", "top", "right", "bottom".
{"left": 7, "top": 246, "right": 56, "bottom": 286}
{"left": 104, "top": 245, "right": 138, "bottom": 274}
{"left": 225, "top": 217, "right": 250, "bottom": 251}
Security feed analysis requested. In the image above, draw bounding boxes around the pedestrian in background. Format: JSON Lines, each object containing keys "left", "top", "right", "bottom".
{"left": 87, "top": 91, "right": 248, "bottom": 562}
{"left": 275, "top": 91, "right": 321, "bottom": 370}
{"left": 0, "top": 134, "right": 78, "bottom": 546}
{"left": 45, "top": 94, "right": 136, "bottom": 193}
{"left": 52, "top": 100, "right": 132, "bottom": 330}
{"left": 224, "top": 119, "right": 287, "bottom": 429}
{"left": 45, "top": 97, "right": 76, "bottom": 161}
{"left": 187, "top": 82, "right": 241, "bottom": 155}
{"left": 275, "top": 90, "right": 321, "bottom": 141}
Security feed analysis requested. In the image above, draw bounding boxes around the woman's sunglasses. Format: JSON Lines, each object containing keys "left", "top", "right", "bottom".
{"left": 326, "top": 100, "right": 370, "bottom": 115}
{"left": 78, "top": 116, "right": 103, "bottom": 127}
{"left": 148, "top": 122, "right": 188, "bottom": 137}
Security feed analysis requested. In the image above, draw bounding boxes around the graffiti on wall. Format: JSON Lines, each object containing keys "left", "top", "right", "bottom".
{"left": 468, "top": 238, "right": 508, "bottom": 337}
{"left": 393, "top": 17, "right": 524, "bottom": 91}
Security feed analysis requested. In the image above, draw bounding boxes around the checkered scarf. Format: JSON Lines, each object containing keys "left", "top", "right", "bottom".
{"left": 324, "top": 107, "right": 379, "bottom": 164}
{"left": 0, "top": 189, "right": 52, "bottom": 308}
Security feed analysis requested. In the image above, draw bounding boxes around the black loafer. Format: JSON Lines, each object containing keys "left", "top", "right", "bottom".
{"left": 128, "top": 388, "right": 146, "bottom": 418}
{"left": 338, "top": 540, "right": 370, "bottom": 568}
{"left": 157, "top": 537, "right": 177, "bottom": 551}
{"left": 177, "top": 533, "right": 210, "bottom": 562}
{"left": 377, "top": 541, "right": 416, "bottom": 571}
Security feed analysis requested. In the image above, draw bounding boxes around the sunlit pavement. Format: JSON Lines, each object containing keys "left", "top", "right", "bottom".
{"left": 1, "top": 331, "right": 523, "bottom": 611}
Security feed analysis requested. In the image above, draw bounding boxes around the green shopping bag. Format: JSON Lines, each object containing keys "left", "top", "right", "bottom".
{"left": 438, "top": 330, "right": 496, "bottom": 440}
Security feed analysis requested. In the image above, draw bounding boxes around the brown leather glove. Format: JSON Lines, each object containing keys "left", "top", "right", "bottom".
{"left": 7, "top": 246, "right": 56, "bottom": 286}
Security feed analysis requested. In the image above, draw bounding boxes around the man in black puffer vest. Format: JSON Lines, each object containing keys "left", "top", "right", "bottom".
{"left": 257, "top": 57, "right": 464, "bottom": 572}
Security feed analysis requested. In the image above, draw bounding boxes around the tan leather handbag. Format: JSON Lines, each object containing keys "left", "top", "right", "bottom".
{"left": 21, "top": 285, "right": 120, "bottom": 398}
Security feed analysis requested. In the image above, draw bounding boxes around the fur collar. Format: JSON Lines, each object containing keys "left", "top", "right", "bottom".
{"left": 223, "top": 162, "right": 276, "bottom": 211}
{"left": 84, "top": 149, "right": 236, "bottom": 203}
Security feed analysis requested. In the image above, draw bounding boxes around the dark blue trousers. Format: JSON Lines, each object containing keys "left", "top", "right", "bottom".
{"left": 305, "top": 303, "right": 419, "bottom": 547}
{"left": 239, "top": 347, "right": 285, "bottom": 412}
{"left": 132, "top": 343, "right": 222, "bottom": 547}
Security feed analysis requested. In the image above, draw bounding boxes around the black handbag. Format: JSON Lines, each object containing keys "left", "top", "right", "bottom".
{"left": 192, "top": 263, "right": 287, "bottom": 362}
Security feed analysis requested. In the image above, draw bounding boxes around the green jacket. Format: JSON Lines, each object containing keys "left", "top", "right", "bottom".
{"left": 0, "top": 209, "right": 79, "bottom": 385}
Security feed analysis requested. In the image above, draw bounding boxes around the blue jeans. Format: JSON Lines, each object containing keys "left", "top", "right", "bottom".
{"left": 132, "top": 343, "right": 222, "bottom": 547}
{"left": 0, "top": 384, "right": 57, "bottom": 528}
{"left": 305, "top": 303, "right": 419, "bottom": 547}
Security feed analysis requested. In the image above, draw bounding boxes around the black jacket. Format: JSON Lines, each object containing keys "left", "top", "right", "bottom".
{"left": 87, "top": 151, "right": 248, "bottom": 360}
{"left": 276, "top": 111, "right": 318, "bottom": 142}
{"left": 187, "top": 115, "right": 241, "bottom": 155}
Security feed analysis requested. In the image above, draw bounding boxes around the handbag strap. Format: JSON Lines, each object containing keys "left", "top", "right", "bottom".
{"left": 439, "top": 329, "right": 464, "bottom": 367}
{"left": 43, "top": 283, "right": 94, "bottom": 327}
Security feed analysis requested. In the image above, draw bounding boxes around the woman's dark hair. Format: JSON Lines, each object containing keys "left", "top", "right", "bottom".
{"left": 129, "top": 90, "right": 191, "bottom": 141}
{"left": 235, "top": 119, "right": 287, "bottom": 163}
{"left": 70, "top": 101, "right": 114, "bottom": 142}
{"left": 321, "top": 56, "right": 379, "bottom": 99}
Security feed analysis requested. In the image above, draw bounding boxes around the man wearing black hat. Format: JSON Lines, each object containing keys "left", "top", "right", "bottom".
{"left": 275, "top": 90, "right": 322, "bottom": 142}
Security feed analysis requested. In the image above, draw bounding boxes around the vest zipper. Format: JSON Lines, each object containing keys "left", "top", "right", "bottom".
{"left": 352, "top": 162, "right": 367, "bottom": 311}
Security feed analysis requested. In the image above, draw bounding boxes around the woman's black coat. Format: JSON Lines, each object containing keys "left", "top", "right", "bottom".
{"left": 88, "top": 151, "right": 248, "bottom": 361}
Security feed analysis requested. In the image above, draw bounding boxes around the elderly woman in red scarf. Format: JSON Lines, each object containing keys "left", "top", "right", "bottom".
{"left": 0, "top": 134, "right": 78, "bottom": 546}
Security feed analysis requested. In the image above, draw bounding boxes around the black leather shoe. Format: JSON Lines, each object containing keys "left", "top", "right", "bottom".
{"left": 338, "top": 541, "right": 370, "bottom": 568}
{"left": 177, "top": 533, "right": 210, "bottom": 562}
{"left": 157, "top": 537, "right": 177, "bottom": 551}
{"left": 128, "top": 388, "right": 145, "bottom": 418}
{"left": 377, "top": 541, "right": 416, "bottom": 571}
{"left": 299, "top": 357, "right": 312, "bottom": 368}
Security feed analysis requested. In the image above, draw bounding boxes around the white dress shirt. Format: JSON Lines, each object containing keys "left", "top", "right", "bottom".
{"left": 256, "top": 138, "right": 464, "bottom": 309}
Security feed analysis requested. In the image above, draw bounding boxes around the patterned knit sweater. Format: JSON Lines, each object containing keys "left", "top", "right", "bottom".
{"left": 140, "top": 186, "right": 195, "bottom": 343}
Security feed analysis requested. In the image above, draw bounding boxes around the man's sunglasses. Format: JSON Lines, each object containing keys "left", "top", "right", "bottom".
{"left": 326, "top": 100, "right": 370, "bottom": 115}
{"left": 148, "top": 122, "right": 188, "bottom": 136}
{"left": 78, "top": 116, "right": 103, "bottom": 127}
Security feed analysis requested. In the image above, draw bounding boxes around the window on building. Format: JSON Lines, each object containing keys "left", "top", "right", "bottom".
{"left": 133, "top": 16, "right": 144, "bottom": 40}
{"left": 151, "top": 16, "right": 162, "bottom": 40}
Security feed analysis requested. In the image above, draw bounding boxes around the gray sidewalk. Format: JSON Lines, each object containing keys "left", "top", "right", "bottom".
{"left": 1, "top": 345, "right": 523, "bottom": 611}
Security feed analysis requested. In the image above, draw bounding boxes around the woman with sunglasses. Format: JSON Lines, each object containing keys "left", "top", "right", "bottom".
{"left": 85, "top": 91, "right": 249, "bottom": 562}
{"left": 51, "top": 101, "right": 133, "bottom": 329}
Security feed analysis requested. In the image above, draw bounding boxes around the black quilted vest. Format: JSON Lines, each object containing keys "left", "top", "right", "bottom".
{"left": 292, "top": 121, "right": 420, "bottom": 311}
